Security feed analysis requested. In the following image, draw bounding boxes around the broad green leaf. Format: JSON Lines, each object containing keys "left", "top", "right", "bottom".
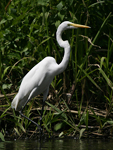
{"left": 7, "top": 15, "right": 13, "bottom": 21}
{"left": 37, "top": 0, "right": 49, "bottom": 6}
{"left": 54, "top": 122, "right": 63, "bottom": 131}
{"left": 2, "top": 84, "right": 12, "bottom": 90}
{"left": 0, "top": 19, "right": 6, "bottom": 25}
{"left": 57, "top": 2, "right": 63, "bottom": 10}
{"left": 0, "top": 132, "right": 5, "bottom": 142}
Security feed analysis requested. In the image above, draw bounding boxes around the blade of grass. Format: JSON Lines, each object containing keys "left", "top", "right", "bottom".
{"left": 81, "top": 12, "right": 112, "bottom": 69}
{"left": 0, "top": 106, "right": 11, "bottom": 118}
{"left": 78, "top": 65, "right": 102, "bottom": 91}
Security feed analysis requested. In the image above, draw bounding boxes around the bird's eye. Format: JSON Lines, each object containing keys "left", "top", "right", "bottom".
{"left": 68, "top": 24, "right": 71, "bottom": 26}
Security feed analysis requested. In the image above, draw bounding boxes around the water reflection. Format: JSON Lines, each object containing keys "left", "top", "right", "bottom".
{"left": 0, "top": 138, "right": 113, "bottom": 150}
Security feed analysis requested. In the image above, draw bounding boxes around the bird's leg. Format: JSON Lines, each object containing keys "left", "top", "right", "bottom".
{"left": 39, "top": 87, "right": 49, "bottom": 140}
{"left": 19, "top": 98, "right": 41, "bottom": 130}
{"left": 39, "top": 101, "right": 45, "bottom": 141}
{"left": 40, "top": 101, "right": 45, "bottom": 127}
{"left": 39, "top": 100, "right": 45, "bottom": 136}
{"left": 19, "top": 111, "right": 41, "bottom": 129}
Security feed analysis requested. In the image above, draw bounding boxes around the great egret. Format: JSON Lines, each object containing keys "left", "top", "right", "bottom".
{"left": 11, "top": 21, "right": 90, "bottom": 131}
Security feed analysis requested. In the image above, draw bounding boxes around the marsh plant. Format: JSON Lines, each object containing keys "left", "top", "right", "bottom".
{"left": 0, "top": 0, "right": 113, "bottom": 140}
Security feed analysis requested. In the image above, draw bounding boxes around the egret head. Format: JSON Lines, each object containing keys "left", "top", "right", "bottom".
{"left": 56, "top": 21, "right": 90, "bottom": 48}
{"left": 58, "top": 21, "right": 91, "bottom": 31}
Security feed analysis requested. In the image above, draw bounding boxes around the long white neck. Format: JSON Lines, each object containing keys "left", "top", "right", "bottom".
{"left": 56, "top": 25, "right": 71, "bottom": 74}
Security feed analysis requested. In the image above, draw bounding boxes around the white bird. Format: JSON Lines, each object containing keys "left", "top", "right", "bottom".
{"left": 11, "top": 21, "right": 90, "bottom": 130}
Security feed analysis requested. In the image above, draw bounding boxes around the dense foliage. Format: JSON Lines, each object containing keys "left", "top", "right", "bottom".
{"left": 0, "top": 0, "right": 113, "bottom": 140}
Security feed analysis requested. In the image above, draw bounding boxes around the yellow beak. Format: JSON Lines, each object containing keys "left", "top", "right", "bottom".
{"left": 69, "top": 23, "right": 91, "bottom": 28}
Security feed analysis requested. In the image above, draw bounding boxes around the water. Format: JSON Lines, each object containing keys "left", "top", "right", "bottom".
{"left": 0, "top": 138, "right": 113, "bottom": 150}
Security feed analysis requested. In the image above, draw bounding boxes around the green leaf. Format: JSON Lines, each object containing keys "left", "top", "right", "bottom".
{"left": 14, "top": 128, "right": 20, "bottom": 136}
{"left": 1, "top": 66, "right": 10, "bottom": 80}
{"left": 46, "top": 101, "right": 68, "bottom": 120}
{"left": 37, "top": 0, "right": 49, "bottom": 6}
{"left": 21, "top": 47, "right": 29, "bottom": 54}
{"left": 59, "top": 131, "right": 64, "bottom": 137}
{"left": 32, "top": 37, "right": 51, "bottom": 57}
{"left": 78, "top": 66, "right": 102, "bottom": 91}
{"left": 103, "top": 120, "right": 113, "bottom": 128}
{"left": 57, "top": 2, "right": 63, "bottom": 10}
{"left": 54, "top": 122, "right": 63, "bottom": 131}
{"left": 55, "top": 20, "right": 61, "bottom": 28}
{"left": 98, "top": 67, "right": 113, "bottom": 90}
{"left": 16, "top": 122, "right": 26, "bottom": 133}
{"left": 79, "top": 128, "right": 85, "bottom": 139}
{"left": 0, "top": 106, "right": 11, "bottom": 118}
{"left": 0, "top": 19, "right": 6, "bottom": 25}
{"left": 2, "top": 84, "right": 12, "bottom": 90}
{"left": 8, "top": 53, "right": 21, "bottom": 59}
{"left": 0, "top": 31, "right": 3, "bottom": 38}
{"left": 0, "top": 132, "right": 5, "bottom": 142}
{"left": 107, "top": 121, "right": 113, "bottom": 125}
{"left": 7, "top": 15, "right": 13, "bottom": 21}
{"left": 88, "top": 1, "right": 105, "bottom": 8}
{"left": 12, "top": 9, "right": 28, "bottom": 25}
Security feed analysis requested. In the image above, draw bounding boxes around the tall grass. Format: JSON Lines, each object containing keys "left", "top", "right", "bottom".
{"left": 0, "top": 0, "right": 113, "bottom": 140}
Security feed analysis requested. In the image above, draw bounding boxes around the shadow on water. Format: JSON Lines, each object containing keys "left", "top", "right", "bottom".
{"left": 0, "top": 138, "right": 113, "bottom": 150}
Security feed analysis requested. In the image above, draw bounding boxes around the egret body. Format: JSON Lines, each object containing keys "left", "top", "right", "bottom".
{"left": 11, "top": 21, "right": 90, "bottom": 130}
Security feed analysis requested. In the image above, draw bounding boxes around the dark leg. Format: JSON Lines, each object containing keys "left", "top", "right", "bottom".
{"left": 19, "top": 87, "right": 49, "bottom": 141}
{"left": 19, "top": 90, "right": 42, "bottom": 130}
{"left": 39, "top": 100, "right": 45, "bottom": 140}
{"left": 40, "top": 100, "right": 45, "bottom": 127}
{"left": 39, "top": 87, "right": 49, "bottom": 139}
{"left": 19, "top": 111, "right": 41, "bottom": 129}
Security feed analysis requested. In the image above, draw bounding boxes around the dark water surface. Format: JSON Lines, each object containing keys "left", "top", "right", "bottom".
{"left": 0, "top": 138, "right": 113, "bottom": 150}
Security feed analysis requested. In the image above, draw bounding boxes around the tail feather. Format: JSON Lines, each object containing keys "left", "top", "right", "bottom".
{"left": 11, "top": 93, "right": 29, "bottom": 111}
{"left": 11, "top": 94, "right": 19, "bottom": 111}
